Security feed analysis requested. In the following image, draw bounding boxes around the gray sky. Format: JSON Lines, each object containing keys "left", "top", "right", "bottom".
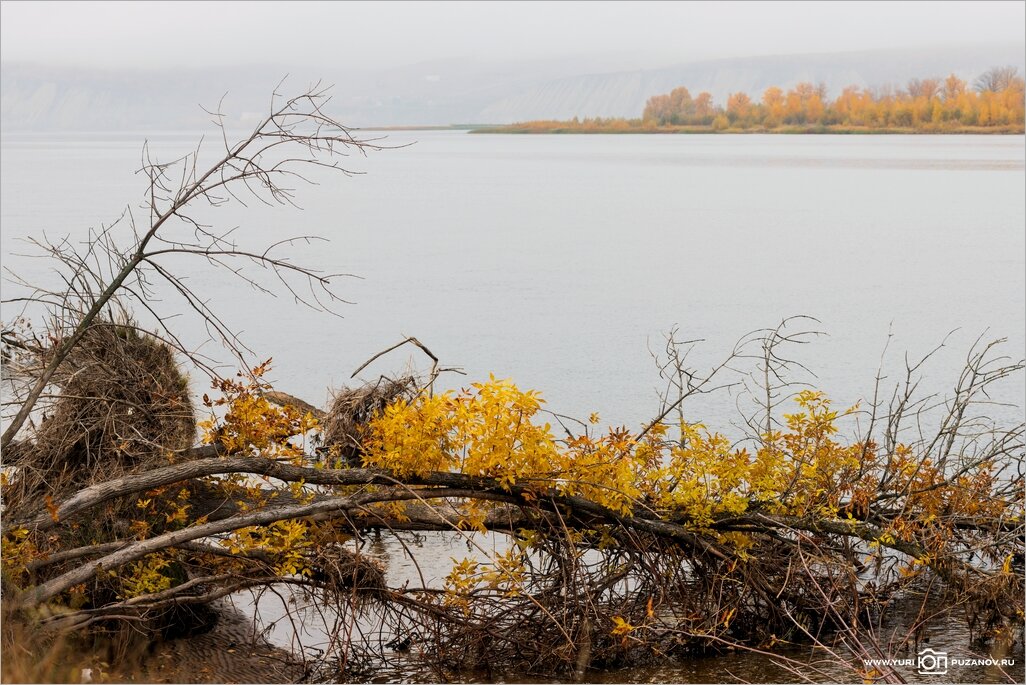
{"left": 1, "top": 1, "right": 1023, "bottom": 70}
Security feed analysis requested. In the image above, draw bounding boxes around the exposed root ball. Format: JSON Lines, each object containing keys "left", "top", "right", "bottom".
{"left": 9, "top": 322, "right": 195, "bottom": 498}
{"left": 322, "top": 376, "right": 417, "bottom": 465}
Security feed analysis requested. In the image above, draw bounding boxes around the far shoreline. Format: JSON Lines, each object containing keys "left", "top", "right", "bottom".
{"left": 471, "top": 124, "right": 1026, "bottom": 135}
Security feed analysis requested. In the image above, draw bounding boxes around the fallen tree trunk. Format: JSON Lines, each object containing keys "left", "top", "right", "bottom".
{"left": 10, "top": 454, "right": 1017, "bottom": 617}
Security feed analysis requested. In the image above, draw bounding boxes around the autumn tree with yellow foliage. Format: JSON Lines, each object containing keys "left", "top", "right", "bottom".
{"left": 1, "top": 87, "right": 1023, "bottom": 683}
{"left": 641, "top": 69, "right": 1024, "bottom": 129}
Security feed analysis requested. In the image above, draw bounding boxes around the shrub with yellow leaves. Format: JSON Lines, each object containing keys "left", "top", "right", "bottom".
{"left": 199, "top": 359, "right": 319, "bottom": 463}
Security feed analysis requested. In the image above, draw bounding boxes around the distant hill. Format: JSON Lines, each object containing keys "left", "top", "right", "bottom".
{"left": 2, "top": 44, "right": 1023, "bottom": 130}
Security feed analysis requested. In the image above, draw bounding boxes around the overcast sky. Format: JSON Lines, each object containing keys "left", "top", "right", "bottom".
{"left": 2, "top": 1, "right": 1023, "bottom": 71}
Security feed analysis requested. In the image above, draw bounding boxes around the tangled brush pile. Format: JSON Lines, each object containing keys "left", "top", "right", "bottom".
{"left": 321, "top": 375, "right": 418, "bottom": 465}
{"left": 4, "top": 321, "right": 195, "bottom": 513}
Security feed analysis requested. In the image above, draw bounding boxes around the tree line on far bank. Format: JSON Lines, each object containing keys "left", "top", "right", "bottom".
{"left": 484, "top": 66, "right": 1025, "bottom": 133}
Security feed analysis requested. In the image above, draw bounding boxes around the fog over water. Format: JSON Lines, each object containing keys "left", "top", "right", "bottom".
{"left": 2, "top": 2, "right": 1024, "bottom": 128}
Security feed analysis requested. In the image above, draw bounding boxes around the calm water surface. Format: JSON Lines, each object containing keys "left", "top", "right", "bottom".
{"left": 2, "top": 132, "right": 1024, "bottom": 682}
{"left": 2, "top": 132, "right": 1023, "bottom": 426}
